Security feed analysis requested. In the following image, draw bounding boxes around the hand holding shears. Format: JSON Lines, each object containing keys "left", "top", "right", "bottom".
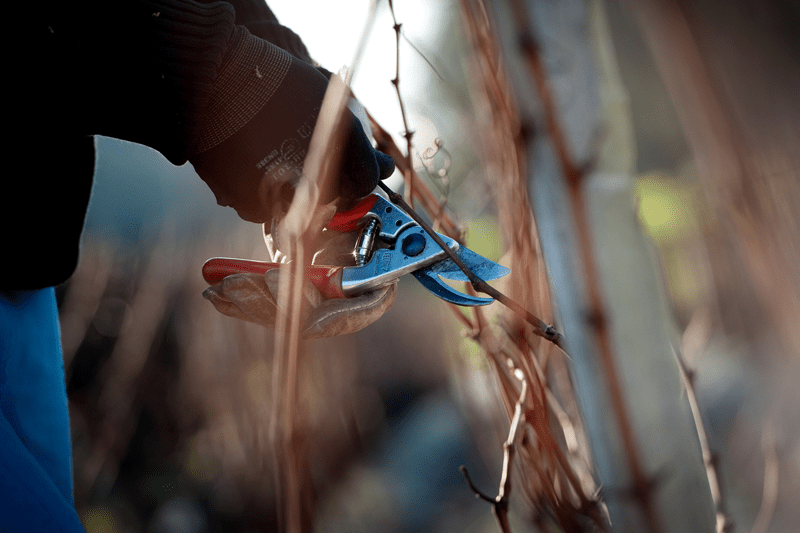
{"left": 202, "top": 193, "right": 509, "bottom": 337}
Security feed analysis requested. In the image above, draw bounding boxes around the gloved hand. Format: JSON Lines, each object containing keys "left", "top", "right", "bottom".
{"left": 201, "top": 203, "right": 397, "bottom": 338}
{"left": 188, "top": 26, "right": 395, "bottom": 223}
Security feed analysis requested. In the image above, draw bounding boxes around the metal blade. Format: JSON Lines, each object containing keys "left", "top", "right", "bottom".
{"left": 429, "top": 247, "right": 510, "bottom": 282}
{"left": 412, "top": 269, "right": 495, "bottom": 306}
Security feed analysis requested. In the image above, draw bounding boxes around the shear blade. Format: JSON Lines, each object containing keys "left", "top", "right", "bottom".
{"left": 430, "top": 247, "right": 510, "bottom": 282}
{"left": 412, "top": 269, "right": 495, "bottom": 306}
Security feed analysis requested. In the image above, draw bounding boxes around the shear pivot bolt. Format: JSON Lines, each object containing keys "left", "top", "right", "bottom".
{"left": 402, "top": 233, "right": 426, "bottom": 256}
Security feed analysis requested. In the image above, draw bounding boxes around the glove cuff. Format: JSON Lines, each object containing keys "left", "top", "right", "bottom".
{"left": 191, "top": 25, "right": 292, "bottom": 155}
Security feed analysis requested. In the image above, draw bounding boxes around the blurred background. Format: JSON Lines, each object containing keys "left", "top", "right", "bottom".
{"left": 58, "top": 0, "right": 799, "bottom": 531}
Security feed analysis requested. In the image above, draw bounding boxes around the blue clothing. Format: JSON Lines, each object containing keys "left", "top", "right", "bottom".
{"left": 0, "top": 289, "right": 85, "bottom": 532}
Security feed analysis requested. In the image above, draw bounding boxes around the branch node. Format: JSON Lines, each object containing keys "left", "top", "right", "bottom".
{"left": 583, "top": 308, "right": 607, "bottom": 330}
{"left": 708, "top": 451, "right": 720, "bottom": 470}
{"left": 517, "top": 30, "right": 537, "bottom": 55}
{"left": 685, "top": 368, "right": 697, "bottom": 387}
{"left": 518, "top": 120, "right": 537, "bottom": 144}
{"left": 578, "top": 158, "right": 596, "bottom": 179}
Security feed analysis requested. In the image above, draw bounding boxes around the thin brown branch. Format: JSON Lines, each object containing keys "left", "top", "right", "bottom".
{"left": 455, "top": 1, "right": 611, "bottom": 529}
{"left": 460, "top": 378, "right": 528, "bottom": 533}
{"left": 750, "top": 423, "right": 778, "bottom": 533}
{"left": 271, "top": 76, "right": 352, "bottom": 533}
{"left": 459, "top": 466, "right": 496, "bottom": 504}
{"left": 378, "top": 181, "right": 564, "bottom": 349}
{"left": 401, "top": 32, "right": 445, "bottom": 82}
{"left": 387, "top": 0, "right": 416, "bottom": 207}
{"left": 448, "top": 301, "right": 478, "bottom": 331}
{"left": 673, "top": 346, "right": 734, "bottom": 533}
{"left": 270, "top": 4, "right": 380, "bottom": 530}
{"left": 457, "top": 1, "right": 608, "bottom": 528}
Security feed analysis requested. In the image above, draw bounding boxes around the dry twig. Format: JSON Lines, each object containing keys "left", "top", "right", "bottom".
{"left": 460, "top": 377, "right": 528, "bottom": 533}
{"left": 378, "top": 182, "right": 563, "bottom": 348}
{"left": 443, "top": 1, "right": 607, "bottom": 530}
{"left": 269, "top": 4, "right": 380, "bottom": 531}
{"left": 386, "top": 0, "right": 416, "bottom": 207}
{"left": 672, "top": 346, "right": 734, "bottom": 533}
{"left": 750, "top": 424, "right": 778, "bottom": 533}
{"left": 377, "top": 1, "right": 608, "bottom": 530}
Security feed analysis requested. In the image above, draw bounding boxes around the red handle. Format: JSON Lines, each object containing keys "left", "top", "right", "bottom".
{"left": 201, "top": 195, "right": 379, "bottom": 298}
{"left": 327, "top": 194, "right": 379, "bottom": 232}
{"left": 202, "top": 258, "right": 345, "bottom": 299}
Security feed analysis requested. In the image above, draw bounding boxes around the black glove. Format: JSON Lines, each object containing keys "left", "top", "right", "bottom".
{"left": 189, "top": 26, "right": 394, "bottom": 223}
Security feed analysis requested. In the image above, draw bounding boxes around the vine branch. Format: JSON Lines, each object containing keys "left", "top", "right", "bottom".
{"left": 750, "top": 424, "right": 778, "bottom": 533}
{"left": 387, "top": 0, "right": 416, "bottom": 207}
{"left": 378, "top": 181, "right": 564, "bottom": 348}
{"left": 460, "top": 378, "right": 528, "bottom": 533}
{"left": 672, "top": 346, "right": 734, "bottom": 533}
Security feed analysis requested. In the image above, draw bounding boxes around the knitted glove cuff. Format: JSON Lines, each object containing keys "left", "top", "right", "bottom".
{"left": 192, "top": 25, "right": 292, "bottom": 155}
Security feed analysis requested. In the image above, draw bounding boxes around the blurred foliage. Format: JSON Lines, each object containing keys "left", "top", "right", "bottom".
{"left": 465, "top": 216, "right": 504, "bottom": 264}
{"left": 633, "top": 169, "right": 715, "bottom": 319}
{"left": 634, "top": 173, "right": 697, "bottom": 244}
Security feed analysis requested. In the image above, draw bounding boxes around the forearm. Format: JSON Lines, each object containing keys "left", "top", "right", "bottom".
{"left": 41, "top": 0, "right": 236, "bottom": 164}
{"left": 41, "top": 0, "right": 321, "bottom": 166}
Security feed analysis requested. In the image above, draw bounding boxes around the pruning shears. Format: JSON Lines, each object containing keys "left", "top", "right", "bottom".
{"left": 202, "top": 193, "right": 509, "bottom": 306}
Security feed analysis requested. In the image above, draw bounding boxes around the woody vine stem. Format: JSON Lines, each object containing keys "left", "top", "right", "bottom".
{"left": 378, "top": 5, "right": 569, "bottom": 532}
{"left": 381, "top": 1, "right": 563, "bottom": 348}
{"left": 460, "top": 377, "right": 528, "bottom": 533}
{"left": 387, "top": 0, "right": 416, "bottom": 207}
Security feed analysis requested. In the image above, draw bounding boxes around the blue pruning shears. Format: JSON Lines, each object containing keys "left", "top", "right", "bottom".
{"left": 203, "top": 194, "right": 509, "bottom": 306}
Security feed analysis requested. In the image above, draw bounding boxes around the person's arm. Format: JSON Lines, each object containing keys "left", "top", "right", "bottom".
{"left": 42, "top": 1, "right": 235, "bottom": 163}
{"left": 45, "top": 0, "right": 392, "bottom": 223}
